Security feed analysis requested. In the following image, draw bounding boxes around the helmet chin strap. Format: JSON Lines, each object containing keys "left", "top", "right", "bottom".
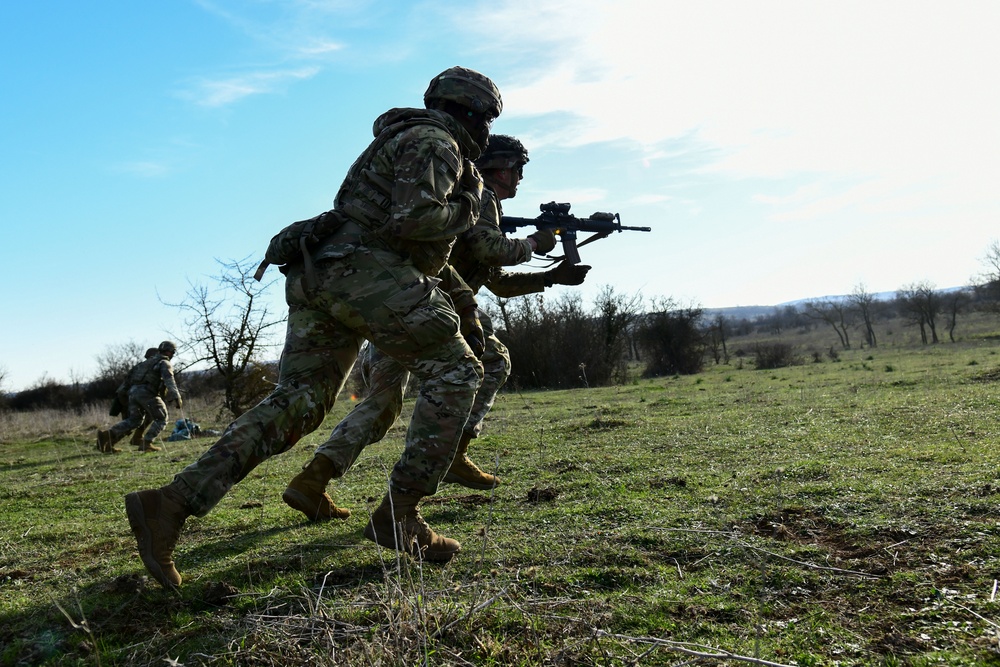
{"left": 487, "top": 168, "right": 517, "bottom": 200}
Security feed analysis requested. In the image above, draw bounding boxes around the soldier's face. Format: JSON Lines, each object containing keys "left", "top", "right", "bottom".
{"left": 459, "top": 109, "right": 494, "bottom": 150}
{"left": 487, "top": 164, "right": 522, "bottom": 201}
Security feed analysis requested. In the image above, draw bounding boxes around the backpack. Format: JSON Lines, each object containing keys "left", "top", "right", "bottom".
{"left": 253, "top": 210, "right": 346, "bottom": 284}
{"left": 252, "top": 113, "right": 456, "bottom": 286}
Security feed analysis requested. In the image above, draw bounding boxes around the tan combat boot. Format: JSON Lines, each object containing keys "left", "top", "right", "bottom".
{"left": 282, "top": 455, "right": 351, "bottom": 521}
{"left": 363, "top": 492, "right": 461, "bottom": 562}
{"left": 139, "top": 440, "right": 162, "bottom": 453}
{"left": 443, "top": 432, "right": 500, "bottom": 490}
{"left": 124, "top": 486, "right": 190, "bottom": 588}
{"left": 97, "top": 429, "right": 121, "bottom": 454}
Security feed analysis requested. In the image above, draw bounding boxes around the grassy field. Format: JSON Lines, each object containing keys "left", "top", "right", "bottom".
{"left": 3, "top": 340, "right": 1000, "bottom": 666}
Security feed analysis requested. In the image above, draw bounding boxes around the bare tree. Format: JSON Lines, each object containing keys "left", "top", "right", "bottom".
{"left": 848, "top": 284, "right": 878, "bottom": 348}
{"left": 802, "top": 299, "right": 853, "bottom": 349}
{"left": 593, "top": 286, "right": 643, "bottom": 380}
{"left": 942, "top": 289, "right": 971, "bottom": 342}
{"left": 706, "top": 314, "right": 730, "bottom": 364}
{"left": 94, "top": 341, "right": 147, "bottom": 384}
{"left": 167, "top": 257, "right": 284, "bottom": 417}
{"left": 973, "top": 239, "right": 1000, "bottom": 311}
{"left": 896, "top": 282, "right": 941, "bottom": 344}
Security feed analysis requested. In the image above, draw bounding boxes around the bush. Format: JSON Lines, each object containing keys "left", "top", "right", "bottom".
{"left": 485, "top": 288, "right": 639, "bottom": 389}
{"left": 752, "top": 342, "right": 800, "bottom": 369}
{"left": 636, "top": 301, "right": 705, "bottom": 377}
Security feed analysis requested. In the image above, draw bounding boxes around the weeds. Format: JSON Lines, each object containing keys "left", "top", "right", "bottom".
{"left": 3, "top": 344, "right": 1000, "bottom": 665}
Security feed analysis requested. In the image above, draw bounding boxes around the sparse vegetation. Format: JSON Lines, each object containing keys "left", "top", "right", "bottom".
{"left": 3, "top": 341, "right": 1000, "bottom": 665}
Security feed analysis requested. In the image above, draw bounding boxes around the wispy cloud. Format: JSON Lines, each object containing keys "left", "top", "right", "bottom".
{"left": 460, "top": 0, "right": 1000, "bottom": 226}
{"left": 180, "top": 66, "right": 320, "bottom": 107}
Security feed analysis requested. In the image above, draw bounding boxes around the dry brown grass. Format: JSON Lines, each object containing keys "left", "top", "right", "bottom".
{"left": 0, "top": 393, "right": 227, "bottom": 445}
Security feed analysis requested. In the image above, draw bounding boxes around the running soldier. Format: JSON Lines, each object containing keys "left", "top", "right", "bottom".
{"left": 98, "top": 341, "right": 182, "bottom": 454}
{"left": 283, "top": 134, "right": 590, "bottom": 520}
{"left": 124, "top": 66, "right": 501, "bottom": 588}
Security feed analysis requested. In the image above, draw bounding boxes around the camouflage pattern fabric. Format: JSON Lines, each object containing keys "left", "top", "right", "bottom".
{"left": 450, "top": 188, "right": 534, "bottom": 293}
{"left": 315, "top": 306, "right": 508, "bottom": 476}
{"left": 310, "top": 184, "right": 544, "bottom": 472}
{"left": 129, "top": 354, "right": 182, "bottom": 402}
{"left": 165, "top": 108, "right": 484, "bottom": 517}
{"left": 171, "top": 250, "right": 482, "bottom": 516}
{"left": 107, "top": 354, "right": 180, "bottom": 445}
{"left": 108, "top": 386, "right": 170, "bottom": 444}
{"left": 330, "top": 107, "right": 482, "bottom": 282}
{"left": 317, "top": 343, "right": 410, "bottom": 476}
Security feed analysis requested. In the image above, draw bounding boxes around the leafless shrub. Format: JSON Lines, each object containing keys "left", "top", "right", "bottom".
{"left": 752, "top": 342, "right": 801, "bottom": 370}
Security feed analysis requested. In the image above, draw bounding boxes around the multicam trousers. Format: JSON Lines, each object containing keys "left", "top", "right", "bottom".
{"left": 169, "top": 244, "right": 483, "bottom": 516}
{"left": 315, "top": 309, "right": 510, "bottom": 478}
{"left": 108, "top": 386, "right": 169, "bottom": 445}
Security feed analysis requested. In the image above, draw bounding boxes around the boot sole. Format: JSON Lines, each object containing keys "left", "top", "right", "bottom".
{"left": 281, "top": 488, "right": 350, "bottom": 522}
{"left": 124, "top": 492, "right": 181, "bottom": 589}
{"left": 363, "top": 523, "right": 460, "bottom": 563}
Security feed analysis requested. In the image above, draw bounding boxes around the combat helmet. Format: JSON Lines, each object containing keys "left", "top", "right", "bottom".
{"left": 424, "top": 66, "right": 502, "bottom": 119}
{"left": 158, "top": 340, "right": 178, "bottom": 356}
{"left": 476, "top": 134, "right": 529, "bottom": 171}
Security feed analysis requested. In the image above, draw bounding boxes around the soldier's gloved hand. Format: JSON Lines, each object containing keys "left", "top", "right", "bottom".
{"left": 527, "top": 229, "right": 557, "bottom": 254}
{"left": 459, "top": 159, "right": 484, "bottom": 205}
{"left": 459, "top": 306, "right": 485, "bottom": 357}
{"left": 545, "top": 260, "right": 591, "bottom": 286}
{"left": 170, "top": 394, "right": 183, "bottom": 409}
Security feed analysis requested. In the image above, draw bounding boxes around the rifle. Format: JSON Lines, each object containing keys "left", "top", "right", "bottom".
{"left": 499, "top": 201, "right": 651, "bottom": 264}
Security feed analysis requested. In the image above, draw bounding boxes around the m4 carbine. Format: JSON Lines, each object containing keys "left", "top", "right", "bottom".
{"left": 499, "top": 201, "right": 651, "bottom": 264}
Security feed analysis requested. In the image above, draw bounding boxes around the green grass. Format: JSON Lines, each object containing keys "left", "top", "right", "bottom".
{"left": 3, "top": 342, "right": 1000, "bottom": 665}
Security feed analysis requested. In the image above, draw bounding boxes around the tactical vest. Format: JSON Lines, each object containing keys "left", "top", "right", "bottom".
{"left": 334, "top": 115, "right": 454, "bottom": 239}
{"left": 130, "top": 355, "right": 166, "bottom": 391}
{"left": 450, "top": 189, "right": 503, "bottom": 293}
{"left": 254, "top": 113, "right": 456, "bottom": 286}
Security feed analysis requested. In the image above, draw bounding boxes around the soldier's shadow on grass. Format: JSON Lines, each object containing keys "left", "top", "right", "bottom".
{"left": 4, "top": 450, "right": 103, "bottom": 472}
{"left": 174, "top": 518, "right": 394, "bottom": 592}
{"left": 2, "top": 510, "right": 467, "bottom": 664}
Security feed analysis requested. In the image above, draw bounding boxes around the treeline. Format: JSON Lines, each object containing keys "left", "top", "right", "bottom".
{"left": 5, "top": 252, "right": 1000, "bottom": 412}
{"left": 720, "top": 283, "right": 995, "bottom": 348}
{"left": 1, "top": 347, "right": 278, "bottom": 416}
{"left": 492, "top": 281, "right": 1000, "bottom": 388}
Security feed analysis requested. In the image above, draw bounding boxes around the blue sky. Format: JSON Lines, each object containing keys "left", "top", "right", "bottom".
{"left": 2, "top": 0, "right": 998, "bottom": 392}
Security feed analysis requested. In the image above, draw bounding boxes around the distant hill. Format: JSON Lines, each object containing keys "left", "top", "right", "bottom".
{"left": 703, "top": 287, "right": 965, "bottom": 321}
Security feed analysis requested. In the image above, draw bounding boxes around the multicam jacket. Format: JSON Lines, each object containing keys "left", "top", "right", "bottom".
{"left": 128, "top": 354, "right": 181, "bottom": 402}
{"left": 325, "top": 107, "right": 482, "bottom": 302}
{"left": 450, "top": 188, "right": 546, "bottom": 298}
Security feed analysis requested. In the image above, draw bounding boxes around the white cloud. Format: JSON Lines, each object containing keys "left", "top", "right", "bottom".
{"left": 181, "top": 66, "right": 320, "bottom": 107}
{"left": 467, "top": 0, "right": 1000, "bottom": 219}
{"left": 296, "top": 39, "right": 344, "bottom": 56}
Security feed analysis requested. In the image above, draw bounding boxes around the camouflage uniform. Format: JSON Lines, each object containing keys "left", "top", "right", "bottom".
{"left": 314, "top": 185, "right": 546, "bottom": 478}
{"left": 108, "top": 353, "right": 181, "bottom": 446}
{"left": 167, "top": 107, "right": 485, "bottom": 516}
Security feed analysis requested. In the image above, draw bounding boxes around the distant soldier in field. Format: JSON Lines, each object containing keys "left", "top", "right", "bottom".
{"left": 107, "top": 347, "right": 161, "bottom": 450}
{"left": 98, "top": 341, "right": 182, "bottom": 454}
{"left": 284, "top": 134, "right": 590, "bottom": 522}
{"left": 124, "top": 66, "right": 501, "bottom": 588}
